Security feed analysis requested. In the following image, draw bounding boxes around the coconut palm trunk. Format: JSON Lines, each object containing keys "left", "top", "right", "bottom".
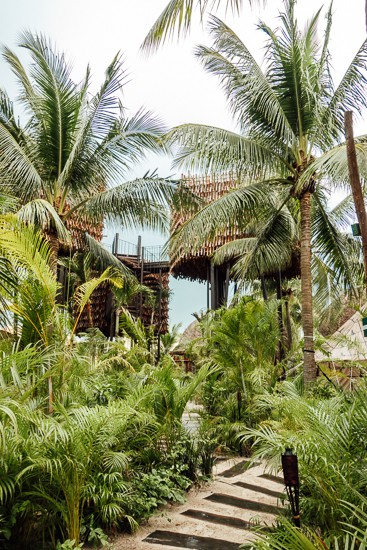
{"left": 300, "top": 191, "right": 316, "bottom": 383}
{"left": 46, "top": 230, "right": 60, "bottom": 275}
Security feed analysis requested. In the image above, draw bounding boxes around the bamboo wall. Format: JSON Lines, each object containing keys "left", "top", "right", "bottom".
{"left": 64, "top": 214, "right": 108, "bottom": 334}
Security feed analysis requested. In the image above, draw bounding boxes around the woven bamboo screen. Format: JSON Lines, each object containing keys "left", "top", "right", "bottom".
{"left": 171, "top": 173, "right": 245, "bottom": 281}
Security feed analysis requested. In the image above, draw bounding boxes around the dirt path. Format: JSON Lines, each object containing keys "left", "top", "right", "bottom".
{"left": 112, "top": 458, "right": 284, "bottom": 549}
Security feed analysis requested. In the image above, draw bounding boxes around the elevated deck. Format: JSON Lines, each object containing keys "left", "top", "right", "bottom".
{"left": 111, "top": 235, "right": 170, "bottom": 333}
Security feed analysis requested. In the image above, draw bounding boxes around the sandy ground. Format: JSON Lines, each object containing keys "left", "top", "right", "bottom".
{"left": 110, "top": 457, "right": 284, "bottom": 550}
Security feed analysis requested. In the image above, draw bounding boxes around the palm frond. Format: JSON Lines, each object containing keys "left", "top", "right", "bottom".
{"left": 17, "top": 199, "right": 71, "bottom": 243}
{"left": 299, "top": 136, "right": 367, "bottom": 191}
{"left": 224, "top": 199, "right": 297, "bottom": 279}
{"left": 84, "top": 233, "right": 133, "bottom": 278}
{"left": 0, "top": 218, "right": 56, "bottom": 302}
{"left": 72, "top": 177, "right": 177, "bottom": 232}
{"left": 72, "top": 267, "right": 125, "bottom": 334}
{"left": 322, "top": 37, "right": 367, "bottom": 142}
{"left": 141, "top": 0, "right": 255, "bottom": 53}
{"left": 165, "top": 124, "right": 291, "bottom": 177}
{"left": 196, "top": 16, "right": 296, "bottom": 149}
{"left": 312, "top": 191, "right": 356, "bottom": 287}
{"left": 17, "top": 32, "right": 81, "bottom": 179}
{"left": 170, "top": 181, "right": 271, "bottom": 262}
{"left": 0, "top": 123, "right": 42, "bottom": 200}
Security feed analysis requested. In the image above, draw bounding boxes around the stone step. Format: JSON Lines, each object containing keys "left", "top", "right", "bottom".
{"left": 181, "top": 509, "right": 268, "bottom": 531}
{"left": 143, "top": 530, "right": 241, "bottom": 549}
{"left": 259, "top": 474, "right": 284, "bottom": 485}
{"left": 219, "top": 459, "right": 261, "bottom": 478}
{"left": 204, "top": 493, "right": 281, "bottom": 515}
{"left": 233, "top": 481, "right": 284, "bottom": 500}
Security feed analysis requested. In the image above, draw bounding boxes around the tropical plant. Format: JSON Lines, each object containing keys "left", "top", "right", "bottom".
{"left": 167, "top": 0, "right": 367, "bottom": 383}
{"left": 11, "top": 400, "right": 156, "bottom": 544}
{"left": 186, "top": 298, "right": 281, "bottom": 451}
{"left": 246, "top": 517, "right": 367, "bottom": 550}
{"left": 0, "top": 32, "right": 179, "bottom": 267}
{"left": 241, "top": 380, "right": 367, "bottom": 536}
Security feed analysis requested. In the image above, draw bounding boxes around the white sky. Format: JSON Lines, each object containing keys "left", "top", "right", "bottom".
{"left": 0, "top": 0, "right": 366, "bottom": 328}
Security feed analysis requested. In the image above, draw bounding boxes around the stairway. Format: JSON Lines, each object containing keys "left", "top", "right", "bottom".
{"left": 114, "top": 458, "right": 284, "bottom": 550}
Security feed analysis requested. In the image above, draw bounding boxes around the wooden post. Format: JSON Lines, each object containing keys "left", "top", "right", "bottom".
{"left": 137, "top": 235, "right": 142, "bottom": 264}
{"left": 156, "top": 269, "right": 162, "bottom": 364}
{"left": 48, "top": 375, "right": 53, "bottom": 415}
{"left": 344, "top": 111, "right": 367, "bottom": 288}
{"left": 276, "top": 269, "right": 284, "bottom": 363}
{"left": 112, "top": 233, "right": 119, "bottom": 255}
{"left": 139, "top": 246, "right": 145, "bottom": 319}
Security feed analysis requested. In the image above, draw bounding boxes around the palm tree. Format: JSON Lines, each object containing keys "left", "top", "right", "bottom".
{"left": 0, "top": 32, "right": 178, "bottom": 267}
{"left": 142, "top": 0, "right": 263, "bottom": 52}
{"left": 167, "top": 1, "right": 367, "bottom": 383}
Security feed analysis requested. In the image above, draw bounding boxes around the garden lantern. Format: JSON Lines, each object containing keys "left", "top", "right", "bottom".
{"left": 281, "top": 448, "right": 300, "bottom": 527}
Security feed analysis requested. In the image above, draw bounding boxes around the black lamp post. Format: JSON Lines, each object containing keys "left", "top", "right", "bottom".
{"left": 281, "top": 448, "right": 300, "bottom": 527}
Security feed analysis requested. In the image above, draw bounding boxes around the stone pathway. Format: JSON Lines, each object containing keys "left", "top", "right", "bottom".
{"left": 113, "top": 458, "right": 284, "bottom": 549}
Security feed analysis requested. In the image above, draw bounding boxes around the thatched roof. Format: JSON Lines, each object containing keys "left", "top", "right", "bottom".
{"left": 315, "top": 310, "right": 367, "bottom": 363}
{"left": 171, "top": 173, "right": 245, "bottom": 281}
{"left": 176, "top": 319, "right": 201, "bottom": 350}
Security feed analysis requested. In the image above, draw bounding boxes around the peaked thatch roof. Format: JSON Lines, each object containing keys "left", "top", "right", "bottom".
{"left": 315, "top": 310, "right": 367, "bottom": 363}
{"left": 176, "top": 319, "right": 201, "bottom": 350}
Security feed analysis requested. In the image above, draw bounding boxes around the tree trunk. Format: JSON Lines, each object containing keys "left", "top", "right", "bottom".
{"left": 45, "top": 231, "right": 60, "bottom": 275}
{"left": 276, "top": 269, "right": 284, "bottom": 362}
{"left": 260, "top": 274, "right": 268, "bottom": 301}
{"left": 344, "top": 111, "right": 367, "bottom": 289}
{"left": 285, "top": 298, "right": 293, "bottom": 350}
{"left": 300, "top": 191, "right": 317, "bottom": 384}
{"left": 48, "top": 375, "right": 53, "bottom": 415}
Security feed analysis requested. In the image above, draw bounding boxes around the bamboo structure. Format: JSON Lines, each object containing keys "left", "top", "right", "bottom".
{"left": 112, "top": 235, "right": 170, "bottom": 334}
{"left": 171, "top": 173, "right": 244, "bottom": 281}
{"left": 171, "top": 173, "right": 301, "bottom": 296}
{"left": 171, "top": 173, "right": 247, "bottom": 309}
{"left": 63, "top": 212, "right": 108, "bottom": 334}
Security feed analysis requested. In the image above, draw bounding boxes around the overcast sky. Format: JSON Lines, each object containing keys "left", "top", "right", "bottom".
{"left": 1, "top": 1, "right": 366, "bottom": 328}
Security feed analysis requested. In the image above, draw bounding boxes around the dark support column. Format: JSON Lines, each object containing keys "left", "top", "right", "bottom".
{"left": 139, "top": 246, "right": 144, "bottom": 319}
{"left": 224, "top": 263, "right": 230, "bottom": 305}
{"left": 112, "top": 233, "right": 119, "bottom": 255}
{"left": 137, "top": 235, "right": 142, "bottom": 263}
{"left": 207, "top": 262, "right": 210, "bottom": 311}
{"left": 56, "top": 265, "right": 67, "bottom": 304}
{"left": 210, "top": 262, "right": 216, "bottom": 310}
{"left": 216, "top": 268, "right": 225, "bottom": 308}
{"left": 285, "top": 298, "right": 293, "bottom": 350}
{"left": 157, "top": 268, "right": 162, "bottom": 364}
{"left": 260, "top": 274, "right": 268, "bottom": 301}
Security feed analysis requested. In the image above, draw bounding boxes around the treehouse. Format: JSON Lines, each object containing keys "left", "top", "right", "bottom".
{"left": 171, "top": 173, "right": 249, "bottom": 309}
{"left": 171, "top": 172, "right": 301, "bottom": 310}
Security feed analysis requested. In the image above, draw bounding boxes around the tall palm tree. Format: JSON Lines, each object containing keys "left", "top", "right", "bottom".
{"left": 0, "top": 32, "right": 178, "bottom": 265}
{"left": 142, "top": 0, "right": 262, "bottom": 52}
{"left": 167, "top": 1, "right": 367, "bottom": 383}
